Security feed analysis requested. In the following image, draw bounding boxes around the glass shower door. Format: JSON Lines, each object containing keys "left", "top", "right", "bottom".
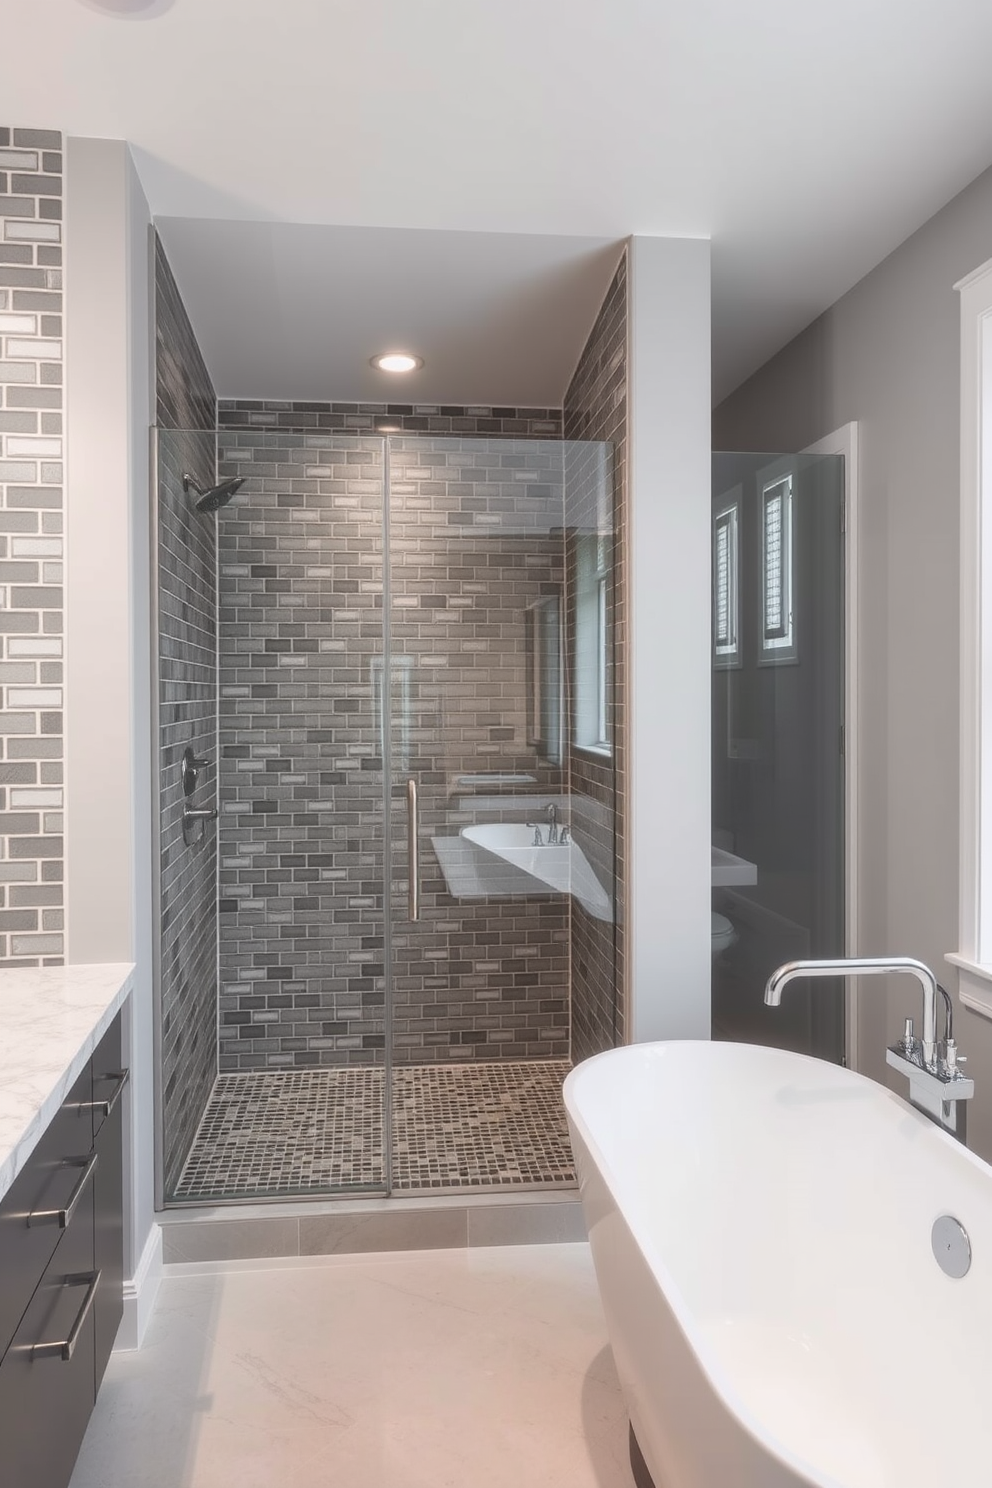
{"left": 711, "top": 450, "right": 846, "bottom": 1062}
{"left": 158, "top": 429, "right": 392, "bottom": 1202}
{"left": 384, "top": 435, "right": 576, "bottom": 1192}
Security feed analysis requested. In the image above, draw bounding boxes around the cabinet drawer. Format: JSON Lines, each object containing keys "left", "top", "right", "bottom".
{"left": 0, "top": 1177, "right": 97, "bottom": 1488}
{"left": 0, "top": 1060, "right": 94, "bottom": 1361}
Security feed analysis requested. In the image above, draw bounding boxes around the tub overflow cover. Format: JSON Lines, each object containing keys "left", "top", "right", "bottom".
{"left": 931, "top": 1215, "right": 971, "bottom": 1278}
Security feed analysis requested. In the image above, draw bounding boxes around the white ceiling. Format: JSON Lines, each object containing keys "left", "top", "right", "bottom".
{"left": 6, "top": 0, "right": 992, "bottom": 402}
{"left": 156, "top": 219, "right": 622, "bottom": 406}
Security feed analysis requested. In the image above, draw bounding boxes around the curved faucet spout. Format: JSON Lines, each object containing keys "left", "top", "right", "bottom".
{"left": 764, "top": 957, "right": 939, "bottom": 1069}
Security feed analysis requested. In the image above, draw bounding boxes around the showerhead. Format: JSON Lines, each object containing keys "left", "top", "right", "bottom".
{"left": 182, "top": 473, "right": 245, "bottom": 513}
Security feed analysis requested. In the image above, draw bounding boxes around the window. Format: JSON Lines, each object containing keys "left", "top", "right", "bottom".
{"left": 754, "top": 472, "right": 798, "bottom": 665}
{"left": 526, "top": 591, "right": 563, "bottom": 765}
{"left": 575, "top": 532, "right": 611, "bottom": 755}
{"left": 760, "top": 474, "right": 794, "bottom": 657}
{"left": 713, "top": 496, "right": 740, "bottom": 667}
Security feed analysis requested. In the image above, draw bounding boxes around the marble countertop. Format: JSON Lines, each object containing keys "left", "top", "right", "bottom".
{"left": 0, "top": 962, "right": 135, "bottom": 1205}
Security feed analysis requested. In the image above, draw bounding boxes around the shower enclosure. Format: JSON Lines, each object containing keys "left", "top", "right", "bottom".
{"left": 153, "top": 425, "right": 619, "bottom": 1204}
{"left": 710, "top": 450, "right": 846, "bottom": 1062}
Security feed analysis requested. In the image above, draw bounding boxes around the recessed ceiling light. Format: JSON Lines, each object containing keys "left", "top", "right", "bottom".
{"left": 371, "top": 352, "right": 424, "bottom": 374}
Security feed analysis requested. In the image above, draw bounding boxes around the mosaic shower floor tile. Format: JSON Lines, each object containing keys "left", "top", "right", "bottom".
{"left": 173, "top": 1060, "right": 575, "bottom": 1200}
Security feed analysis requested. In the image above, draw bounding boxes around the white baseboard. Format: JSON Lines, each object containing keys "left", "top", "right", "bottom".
{"left": 116, "top": 1223, "right": 163, "bottom": 1351}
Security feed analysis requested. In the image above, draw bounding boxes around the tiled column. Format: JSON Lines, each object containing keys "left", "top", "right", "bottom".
{"left": 0, "top": 127, "right": 64, "bottom": 966}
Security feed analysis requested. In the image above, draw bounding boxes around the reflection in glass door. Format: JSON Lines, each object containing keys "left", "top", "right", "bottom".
{"left": 386, "top": 436, "right": 577, "bottom": 1193}
{"left": 711, "top": 451, "right": 845, "bottom": 1062}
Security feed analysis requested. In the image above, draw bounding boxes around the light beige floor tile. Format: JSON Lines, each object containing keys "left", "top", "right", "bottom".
{"left": 71, "top": 1242, "right": 632, "bottom": 1488}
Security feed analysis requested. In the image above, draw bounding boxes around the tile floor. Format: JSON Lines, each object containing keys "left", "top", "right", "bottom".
{"left": 70, "top": 1243, "right": 633, "bottom": 1488}
{"left": 175, "top": 1061, "right": 576, "bottom": 1199}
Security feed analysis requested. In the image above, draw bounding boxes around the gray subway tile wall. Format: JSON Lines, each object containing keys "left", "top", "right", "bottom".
{"left": 214, "top": 433, "right": 388, "bottom": 1073}
{"left": 0, "top": 127, "right": 64, "bottom": 967}
{"left": 218, "top": 401, "right": 563, "bottom": 440}
{"left": 155, "top": 236, "right": 220, "bottom": 1193}
{"left": 564, "top": 251, "right": 627, "bottom": 1060}
{"left": 214, "top": 420, "right": 570, "bottom": 1071}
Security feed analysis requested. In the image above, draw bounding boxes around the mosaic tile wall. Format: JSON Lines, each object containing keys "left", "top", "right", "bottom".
{"left": 564, "top": 251, "right": 628, "bottom": 1061}
{"left": 154, "top": 235, "right": 220, "bottom": 1193}
{"left": 0, "top": 128, "right": 64, "bottom": 967}
{"left": 214, "top": 411, "right": 569, "bottom": 1070}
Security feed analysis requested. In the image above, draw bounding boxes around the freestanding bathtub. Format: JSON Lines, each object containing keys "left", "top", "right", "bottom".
{"left": 563, "top": 1041, "right": 992, "bottom": 1488}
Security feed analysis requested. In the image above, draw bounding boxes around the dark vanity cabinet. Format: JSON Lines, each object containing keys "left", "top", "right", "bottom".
{"left": 0, "top": 1013, "right": 127, "bottom": 1488}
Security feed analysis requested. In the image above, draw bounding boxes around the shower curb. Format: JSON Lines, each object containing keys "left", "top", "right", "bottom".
{"left": 159, "top": 1190, "right": 585, "bottom": 1265}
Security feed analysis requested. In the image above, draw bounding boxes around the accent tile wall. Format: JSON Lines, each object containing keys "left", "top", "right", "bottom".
{"left": 155, "top": 235, "right": 220, "bottom": 1193}
{"left": 219, "top": 400, "right": 563, "bottom": 439}
{"left": 564, "top": 250, "right": 627, "bottom": 1060}
{"left": 0, "top": 127, "right": 65, "bottom": 967}
{"left": 214, "top": 411, "right": 570, "bottom": 1070}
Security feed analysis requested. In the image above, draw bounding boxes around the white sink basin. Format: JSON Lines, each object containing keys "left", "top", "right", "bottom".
{"left": 461, "top": 823, "right": 612, "bottom": 919}
{"left": 462, "top": 823, "right": 570, "bottom": 885}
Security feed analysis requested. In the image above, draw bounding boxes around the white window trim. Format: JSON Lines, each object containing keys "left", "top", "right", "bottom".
{"left": 947, "top": 257, "right": 992, "bottom": 1017}
{"left": 574, "top": 531, "right": 611, "bottom": 756}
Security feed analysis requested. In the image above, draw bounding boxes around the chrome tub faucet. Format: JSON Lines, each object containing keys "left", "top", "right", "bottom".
{"left": 764, "top": 957, "right": 974, "bottom": 1142}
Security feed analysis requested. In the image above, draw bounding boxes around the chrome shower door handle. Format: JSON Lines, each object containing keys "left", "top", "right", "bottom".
{"left": 407, "top": 778, "right": 420, "bottom": 922}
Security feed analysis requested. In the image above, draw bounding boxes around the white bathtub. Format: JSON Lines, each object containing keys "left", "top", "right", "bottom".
{"left": 563, "top": 1041, "right": 992, "bottom": 1488}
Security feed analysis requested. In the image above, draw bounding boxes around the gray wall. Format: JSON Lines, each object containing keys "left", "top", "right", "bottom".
{"left": 713, "top": 162, "right": 992, "bottom": 1158}
{"left": 64, "top": 135, "right": 160, "bottom": 1341}
{"left": 563, "top": 251, "right": 626, "bottom": 1060}
{"left": 0, "top": 127, "right": 65, "bottom": 966}
{"left": 626, "top": 236, "right": 712, "bottom": 1042}
{"left": 155, "top": 235, "right": 219, "bottom": 1194}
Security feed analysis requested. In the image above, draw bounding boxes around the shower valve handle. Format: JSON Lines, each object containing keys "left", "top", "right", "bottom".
{"left": 181, "top": 745, "right": 212, "bottom": 799}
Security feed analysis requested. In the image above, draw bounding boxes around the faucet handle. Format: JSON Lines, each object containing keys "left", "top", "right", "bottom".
{"left": 902, "top": 1017, "right": 917, "bottom": 1056}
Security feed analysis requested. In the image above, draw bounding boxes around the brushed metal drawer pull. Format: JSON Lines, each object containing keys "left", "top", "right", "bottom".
{"left": 32, "top": 1271, "right": 101, "bottom": 1362}
{"left": 28, "top": 1150, "right": 98, "bottom": 1229}
{"left": 87, "top": 1067, "right": 130, "bottom": 1119}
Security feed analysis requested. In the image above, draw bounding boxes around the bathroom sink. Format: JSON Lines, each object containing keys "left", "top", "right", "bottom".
{"left": 462, "top": 823, "right": 570, "bottom": 883}
{"left": 462, "top": 823, "right": 612, "bottom": 918}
